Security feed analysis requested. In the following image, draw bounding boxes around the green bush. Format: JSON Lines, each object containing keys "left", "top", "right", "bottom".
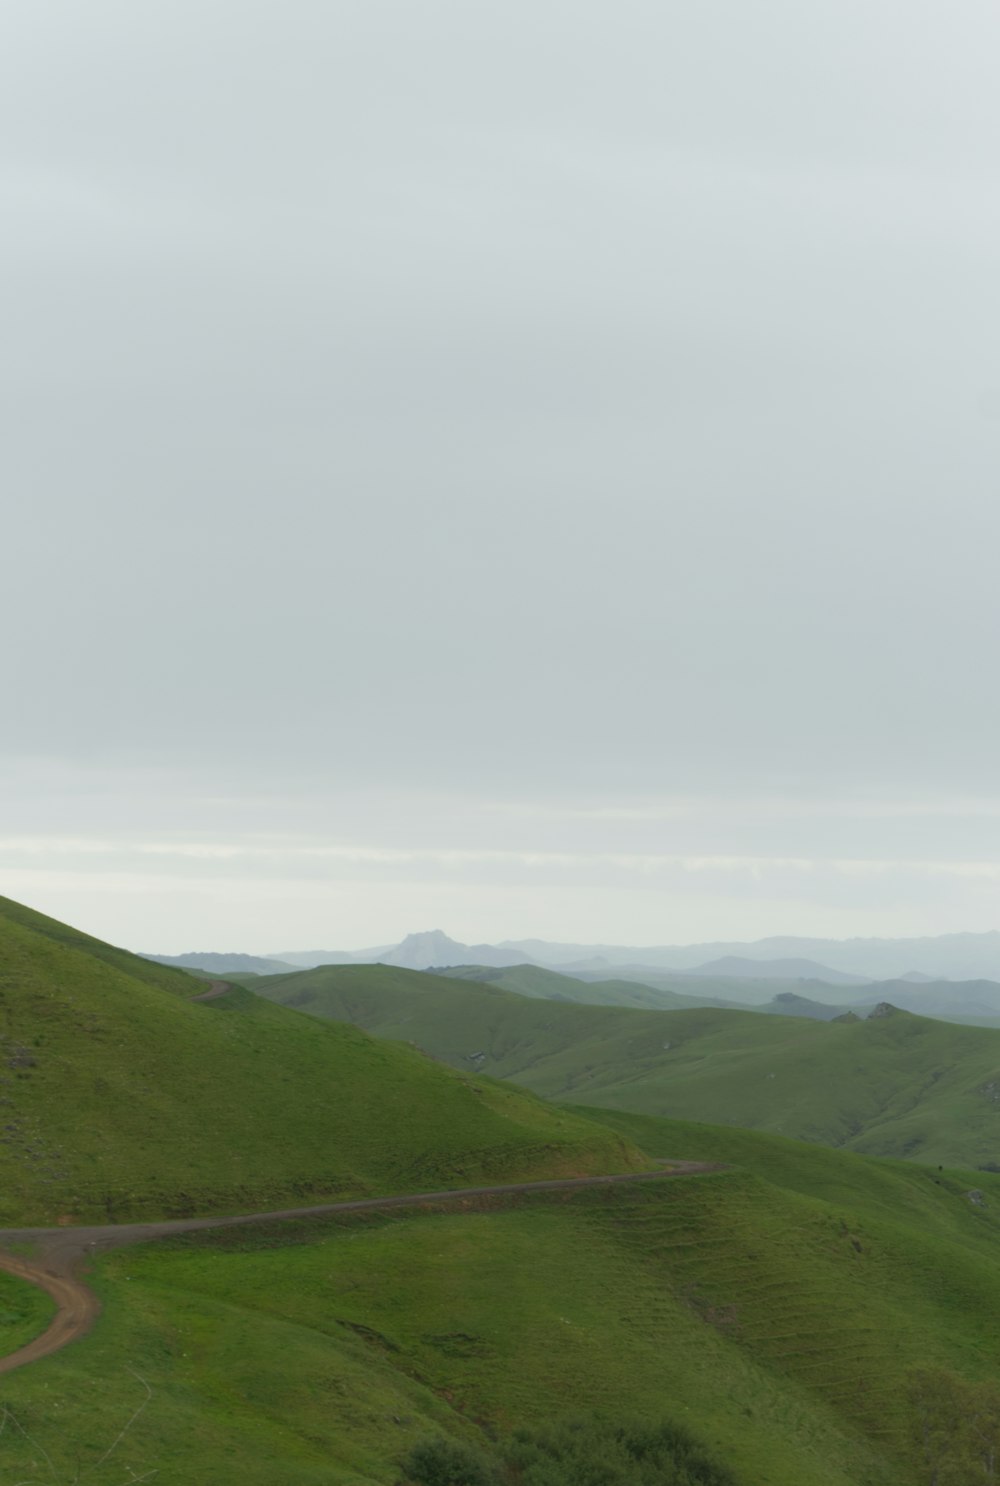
{"left": 401, "top": 1415, "right": 737, "bottom": 1486}
{"left": 506, "top": 1415, "right": 737, "bottom": 1486}
{"left": 400, "top": 1436, "right": 503, "bottom": 1486}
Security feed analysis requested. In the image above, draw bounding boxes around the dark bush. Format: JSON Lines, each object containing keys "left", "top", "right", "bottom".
{"left": 400, "top": 1436, "right": 503, "bottom": 1486}
{"left": 401, "top": 1415, "right": 737, "bottom": 1486}
{"left": 505, "top": 1415, "right": 737, "bottom": 1486}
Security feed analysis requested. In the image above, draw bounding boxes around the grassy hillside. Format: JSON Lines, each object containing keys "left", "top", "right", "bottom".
{"left": 0, "top": 897, "right": 644, "bottom": 1223}
{"left": 566, "top": 965, "right": 1000, "bottom": 1025}
{"left": 0, "top": 1267, "right": 55, "bottom": 1354}
{"left": 5, "top": 1125, "right": 1000, "bottom": 1484}
{"left": 0, "top": 894, "right": 206, "bottom": 997}
{"left": 253, "top": 964, "right": 1000, "bottom": 1167}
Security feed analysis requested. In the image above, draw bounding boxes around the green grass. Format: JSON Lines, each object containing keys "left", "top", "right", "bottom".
{"left": 254, "top": 964, "right": 1000, "bottom": 1167}
{"left": 5, "top": 1125, "right": 1000, "bottom": 1484}
{"left": 0, "top": 897, "right": 644, "bottom": 1224}
{"left": 9, "top": 905, "right": 1000, "bottom": 1483}
{"left": 0, "top": 1267, "right": 54, "bottom": 1354}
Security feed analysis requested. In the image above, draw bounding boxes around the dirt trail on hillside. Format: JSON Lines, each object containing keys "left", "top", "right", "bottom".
{"left": 190, "top": 979, "right": 232, "bottom": 1001}
{"left": 0, "top": 1250, "right": 100, "bottom": 1376}
{"left": 0, "top": 1163, "right": 722, "bottom": 1375}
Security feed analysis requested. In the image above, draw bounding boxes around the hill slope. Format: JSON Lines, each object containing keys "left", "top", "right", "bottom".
{"left": 0, "top": 897, "right": 643, "bottom": 1224}
{"left": 252, "top": 963, "right": 1000, "bottom": 1167}
{"left": 6, "top": 1120, "right": 1000, "bottom": 1484}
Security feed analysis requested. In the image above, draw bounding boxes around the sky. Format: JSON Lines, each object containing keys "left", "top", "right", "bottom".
{"left": 4, "top": 1, "right": 1000, "bottom": 953}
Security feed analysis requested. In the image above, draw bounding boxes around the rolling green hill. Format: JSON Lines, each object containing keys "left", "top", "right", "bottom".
{"left": 8, "top": 908, "right": 1000, "bottom": 1483}
{"left": 442, "top": 962, "right": 1000, "bottom": 1028}
{"left": 252, "top": 963, "right": 1000, "bottom": 1168}
{"left": 0, "top": 897, "right": 644, "bottom": 1224}
{"left": 5, "top": 1117, "right": 1000, "bottom": 1484}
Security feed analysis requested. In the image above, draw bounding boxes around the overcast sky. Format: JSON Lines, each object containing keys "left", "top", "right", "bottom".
{"left": 4, "top": 1, "right": 1000, "bottom": 952}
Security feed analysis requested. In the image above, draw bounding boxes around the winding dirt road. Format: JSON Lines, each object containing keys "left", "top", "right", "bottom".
{"left": 0, "top": 1162, "right": 722, "bottom": 1376}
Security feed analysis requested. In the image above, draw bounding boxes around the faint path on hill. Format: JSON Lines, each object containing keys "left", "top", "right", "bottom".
{"left": 190, "top": 979, "right": 232, "bottom": 1002}
{"left": 0, "top": 1162, "right": 724, "bottom": 1376}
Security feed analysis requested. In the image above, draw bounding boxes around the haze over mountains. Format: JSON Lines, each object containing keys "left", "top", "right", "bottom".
{"left": 147, "top": 925, "right": 1000, "bottom": 986}
{"left": 680, "top": 955, "right": 869, "bottom": 984}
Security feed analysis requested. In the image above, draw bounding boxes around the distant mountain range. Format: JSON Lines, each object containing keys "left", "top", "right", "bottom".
{"left": 145, "top": 930, "right": 538, "bottom": 977}
{"left": 144, "top": 950, "right": 300, "bottom": 975}
{"left": 498, "top": 931, "right": 1000, "bottom": 981}
{"left": 143, "top": 926, "right": 1000, "bottom": 983}
{"left": 678, "top": 955, "right": 869, "bottom": 985}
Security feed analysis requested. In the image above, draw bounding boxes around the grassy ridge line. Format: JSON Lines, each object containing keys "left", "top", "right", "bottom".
{"left": 570, "top": 1106, "right": 1000, "bottom": 1251}
{"left": 0, "top": 899, "right": 646, "bottom": 1224}
{"left": 6, "top": 1122, "right": 1000, "bottom": 1485}
{"left": 252, "top": 962, "right": 1000, "bottom": 1166}
{"left": 0, "top": 894, "right": 202, "bottom": 998}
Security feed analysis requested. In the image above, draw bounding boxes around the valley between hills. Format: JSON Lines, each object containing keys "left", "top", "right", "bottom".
{"left": 4, "top": 894, "right": 1000, "bottom": 1485}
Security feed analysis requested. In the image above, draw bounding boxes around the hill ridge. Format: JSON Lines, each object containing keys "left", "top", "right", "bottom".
{"left": 0, "top": 897, "right": 645, "bottom": 1224}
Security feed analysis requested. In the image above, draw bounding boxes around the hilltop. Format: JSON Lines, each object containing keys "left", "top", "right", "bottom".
{"left": 0, "top": 897, "right": 643, "bottom": 1224}
{"left": 251, "top": 963, "right": 1000, "bottom": 1167}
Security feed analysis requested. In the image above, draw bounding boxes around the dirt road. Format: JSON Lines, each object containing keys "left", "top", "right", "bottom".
{"left": 0, "top": 1250, "right": 101, "bottom": 1375}
{"left": 190, "top": 979, "right": 232, "bottom": 1002}
{"left": 0, "top": 1162, "right": 723, "bottom": 1376}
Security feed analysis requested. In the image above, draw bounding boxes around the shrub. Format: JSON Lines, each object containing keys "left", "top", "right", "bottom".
{"left": 400, "top": 1436, "right": 503, "bottom": 1486}
{"left": 401, "top": 1415, "right": 737, "bottom": 1486}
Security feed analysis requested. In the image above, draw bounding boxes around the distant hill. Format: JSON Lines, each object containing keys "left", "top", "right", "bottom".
{"left": 0, "top": 896, "right": 643, "bottom": 1224}
{"left": 143, "top": 950, "right": 299, "bottom": 975}
{"left": 379, "top": 930, "right": 538, "bottom": 970}
{"left": 756, "top": 991, "right": 848, "bottom": 1019}
{"left": 423, "top": 964, "right": 1000, "bottom": 1029}
{"left": 431, "top": 963, "right": 741, "bottom": 1011}
{"left": 562, "top": 963, "right": 865, "bottom": 1006}
{"left": 252, "top": 962, "right": 1000, "bottom": 1167}
{"left": 843, "top": 978, "right": 1000, "bottom": 1023}
{"left": 499, "top": 931, "right": 1000, "bottom": 981}
{"left": 269, "top": 948, "right": 384, "bottom": 968}
{"left": 439, "top": 962, "right": 879, "bottom": 1022}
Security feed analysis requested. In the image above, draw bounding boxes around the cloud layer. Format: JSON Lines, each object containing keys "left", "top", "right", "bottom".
{"left": 4, "top": 3, "right": 1000, "bottom": 945}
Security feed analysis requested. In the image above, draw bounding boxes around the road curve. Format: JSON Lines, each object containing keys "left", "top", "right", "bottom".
{"left": 190, "top": 978, "right": 233, "bottom": 1002}
{"left": 0, "top": 1250, "right": 100, "bottom": 1376}
{"left": 0, "top": 1161, "right": 724, "bottom": 1376}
